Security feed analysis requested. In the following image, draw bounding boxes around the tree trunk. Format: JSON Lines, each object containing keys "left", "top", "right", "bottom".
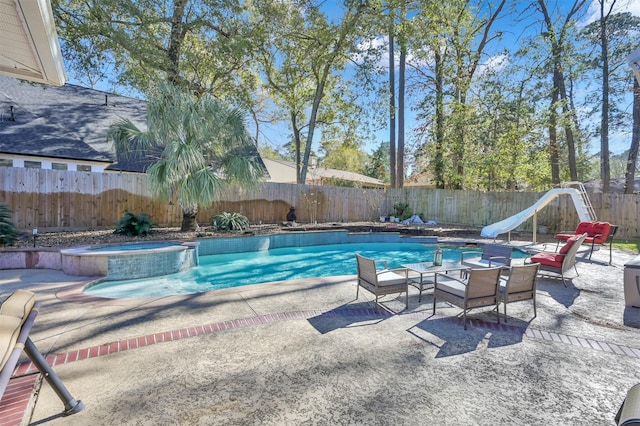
{"left": 600, "top": 2, "right": 611, "bottom": 193}
{"left": 549, "top": 79, "right": 561, "bottom": 186}
{"left": 434, "top": 51, "right": 445, "bottom": 189}
{"left": 389, "top": 26, "right": 396, "bottom": 188}
{"left": 625, "top": 78, "right": 640, "bottom": 194}
{"left": 397, "top": 39, "right": 406, "bottom": 188}
{"left": 181, "top": 206, "right": 199, "bottom": 232}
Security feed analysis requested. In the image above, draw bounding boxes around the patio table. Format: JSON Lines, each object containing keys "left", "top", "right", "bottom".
{"left": 402, "top": 261, "right": 471, "bottom": 302}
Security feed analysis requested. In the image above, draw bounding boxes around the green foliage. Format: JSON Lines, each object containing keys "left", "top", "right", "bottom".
{"left": 364, "top": 142, "right": 390, "bottom": 183}
{"left": 392, "top": 202, "right": 412, "bottom": 221}
{"left": 211, "top": 212, "right": 249, "bottom": 232}
{"left": 114, "top": 210, "right": 153, "bottom": 236}
{"left": 0, "top": 204, "right": 18, "bottom": 246}
{"left": 109, "top": 82, "right": 264, "bottom": 232}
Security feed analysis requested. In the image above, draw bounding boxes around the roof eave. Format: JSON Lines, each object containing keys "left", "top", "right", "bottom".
{"left": 0, "top": 0, "right": 66, "bottom": 86}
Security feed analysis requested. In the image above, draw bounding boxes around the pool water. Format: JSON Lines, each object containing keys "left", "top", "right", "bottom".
{"left": 84, "top": 242, "right": 520, "bottom": 299}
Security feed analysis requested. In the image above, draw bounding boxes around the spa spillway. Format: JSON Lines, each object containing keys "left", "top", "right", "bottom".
{"left": 60, "top": 241, "right": 199, "bottom": 280}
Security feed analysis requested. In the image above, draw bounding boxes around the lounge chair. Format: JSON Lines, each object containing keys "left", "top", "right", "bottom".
{"left": 555, "top": 221, "right": 618, "bottom": 264}
{"left": 355, "top": 254, "right": 409, "bottom": 312}
{"left": 0, "top": 290, "right": 84, "bottom": 415}
{"left": 616, "top": 383, "right": 640, "bottom": 425}
{"left": 432, "top": 267, "right": 502, "bottom": 330}
{"left": 461, "top": 244, "right": 513, "bottom": 269}
{"left": 499, "top": 263, "right": 540, "bottom": 322}
{"left": 529, "top": 233, "right": 588, "bottom": 286}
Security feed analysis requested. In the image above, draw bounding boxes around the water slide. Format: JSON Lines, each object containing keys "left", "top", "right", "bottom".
{"left": 480, "top": 188, "right": 594, "bottom": 239}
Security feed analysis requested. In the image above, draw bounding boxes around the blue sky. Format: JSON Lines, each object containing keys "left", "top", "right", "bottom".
{"left": 65, "top": 0, "right": 640, "bottom": 158}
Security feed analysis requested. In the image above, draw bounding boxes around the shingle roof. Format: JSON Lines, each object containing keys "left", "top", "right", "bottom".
{"left": 0, "top": 75, "right": 268, "bottom": 176}
{"left": 0, "top": 75, "right": 147, "bottom": 165}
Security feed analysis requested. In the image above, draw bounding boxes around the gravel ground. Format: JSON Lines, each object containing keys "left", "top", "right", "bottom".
{"left": 8, "top": 221, "right": 561, "bottom": 250}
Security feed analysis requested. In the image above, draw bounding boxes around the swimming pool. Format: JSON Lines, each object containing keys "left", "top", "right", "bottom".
{"left": 84, "top": 242, "right": 483, "bottom": 299}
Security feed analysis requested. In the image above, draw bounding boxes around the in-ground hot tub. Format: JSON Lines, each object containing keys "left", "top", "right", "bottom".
{"left": 60, "top": 241, "right": 199, "bottom": 280}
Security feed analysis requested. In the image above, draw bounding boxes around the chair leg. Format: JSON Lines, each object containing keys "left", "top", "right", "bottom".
{"left": 356, "top": 283, "right": 360, "bottom": 300}
{"left": 432, "top": 293, "right": 437, "bottom": 315}
{"left": 496, "top": 301, "right": 500, "bottom": 324}
{"left": 463, "top": 309, "right": 467, "bottom": 330}
{"left": 533, "top": 298, "right": 537, "bottom": 319}
{"left": 503, "top": 301, "right": 508, "bottom": 323}
{"left": 405, "top": 290, "right": 409, "bottom": 309}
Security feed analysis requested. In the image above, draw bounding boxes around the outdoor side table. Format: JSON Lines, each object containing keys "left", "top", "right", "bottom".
{"left": 402, "top": 261, "right": 471, "bottom": 302}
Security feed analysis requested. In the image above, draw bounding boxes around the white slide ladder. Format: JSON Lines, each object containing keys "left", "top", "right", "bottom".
{"left": 480, "top": 182, "right": 596, "bottom": 241}
{"left": 561, "top": 182, "right": 596, "bottom": 221}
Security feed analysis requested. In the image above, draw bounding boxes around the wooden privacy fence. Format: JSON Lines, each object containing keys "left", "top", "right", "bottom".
{"left": 1, "top": 167, "right": 639, "bottom": 239}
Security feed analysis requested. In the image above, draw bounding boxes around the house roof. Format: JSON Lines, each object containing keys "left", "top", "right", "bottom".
{"left": 0, "top": 74, "right": 147, "bottom": 166}
{"left": 263, "top": 158, "right": 385, "bottom": 188}
{"left": 0, "top": 0, "right": 66, "bottom": 86}
{"left": 0, "top": 75, "right": 268, "bottom": 175}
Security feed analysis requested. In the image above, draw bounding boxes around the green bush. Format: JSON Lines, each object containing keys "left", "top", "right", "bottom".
{"left": 392, "top": 202, "right": 413, "bottom": 221}
{"left": 0, "top": 204, "right": 18, "bottom": 246}
{"left": 211, "top": 212, "right": 249, "bottom": 232}
{"left": 114, "top": 210, "right": 153, "bottom": 236}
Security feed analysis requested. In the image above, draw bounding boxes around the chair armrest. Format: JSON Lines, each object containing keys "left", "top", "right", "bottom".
{"left": 460, "top": 251, "right": 479, "bottom": 262}
{"left": 434, "top": 271, "right": 466, "bottom": 286}
{"left": 487, "top": 256, "right": 509, "bottom": 266}
{"left": 387, "top": 268, "right": 408, "bottom": 277}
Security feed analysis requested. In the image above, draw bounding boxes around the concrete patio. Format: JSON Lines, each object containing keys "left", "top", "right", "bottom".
{"left": 1, "top": 239, "right": 640, "bottom": 425}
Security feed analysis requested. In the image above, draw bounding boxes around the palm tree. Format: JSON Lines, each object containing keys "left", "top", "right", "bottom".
{"left": 108, "top": 83, "right": 265, "bottom": 231}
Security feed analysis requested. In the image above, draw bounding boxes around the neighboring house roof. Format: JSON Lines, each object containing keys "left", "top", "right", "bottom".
{"left": 0, "top": 0, "right": 66, "bottom": 85}
{"left": 0, "top": 75, "right": 147, "bottom": 166}
{"left": 0, "top": 75, "right": 268, "bottom": 175}
{"left": 263, "top": 158, "right": 385, "bottom": 188}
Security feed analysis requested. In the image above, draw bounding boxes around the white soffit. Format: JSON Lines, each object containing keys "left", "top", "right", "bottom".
{"left": 628, "top": 46, "right": 640, "bottom": 85}
{"left": 0, "top": 0, "right": 66, "bottom": 85}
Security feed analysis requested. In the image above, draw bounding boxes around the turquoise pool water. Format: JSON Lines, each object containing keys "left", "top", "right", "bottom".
{"left": 84, "top": 242, "right": 516, "bottom": 299}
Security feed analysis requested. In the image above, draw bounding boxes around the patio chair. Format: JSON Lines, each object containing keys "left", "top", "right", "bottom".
{"left": 528, "top": 233, "right": 588, "bottom": 287}
{"left": 432, "top": 267, "right": 502, "bottom": 330}
{"left": 616, "top": 383, "right": 640, "bottom": 426}
{"left": 555, "top": 221, "right": 618, "bottom": 264}
{"left": 461, "top": 244, "right": 513, "bottom": 269}
{"left": 0, "top": 290, "right": 84, "bottom": 415}
{"left": 499, "top": 263, "right": 540, "bottom": 322}
{"left": 355, "top": 254, "right": 409, "bottom": 312}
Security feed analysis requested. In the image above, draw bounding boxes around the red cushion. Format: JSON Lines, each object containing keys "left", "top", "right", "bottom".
{"left": 575, "top": 222, "right": 593, "bottom": 235}
{"left": 531, "top": 252, "right": 563, "bottom": 268}
{"left": 556, "top": 222, "right": 594, "bottom": 241}
{"left": 555, "top": 233, "right": 572, "bottom": 241}
{"left": 590, "top": 222, "right": 611, "bottom": 244}
{"left": 559, "top": 235, "right": 580, "bottom": 255}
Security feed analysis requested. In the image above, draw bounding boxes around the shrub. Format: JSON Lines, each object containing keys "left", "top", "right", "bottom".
{"left": 114, "top": 210, "right": 153, "bottom": 236}
{"left": 392, "top": 202, "right": 413, "bottom": 221}
{"left": 0, "top": 204, "right": 18, "bottom": 246}
{"left": 211, "top": 212, "right": 249, "bottom": 232}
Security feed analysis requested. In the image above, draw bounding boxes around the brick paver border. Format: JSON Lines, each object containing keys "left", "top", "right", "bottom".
{"left": 2, "top": 307, "right": 638, "bottom": 425}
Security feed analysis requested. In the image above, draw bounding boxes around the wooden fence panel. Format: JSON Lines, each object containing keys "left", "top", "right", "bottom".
{"left": 1, "top": 167, "right": 640, "bottom": 239}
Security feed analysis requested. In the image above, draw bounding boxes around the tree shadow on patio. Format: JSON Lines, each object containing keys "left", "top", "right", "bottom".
{"left": 306, "top": 302, "right": 390, "bottom": 334}
{"left": 536, "top": 277, "right": 580, "bottom": 308}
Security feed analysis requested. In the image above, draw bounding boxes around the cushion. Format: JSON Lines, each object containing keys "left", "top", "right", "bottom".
{"left": 0, "top": 315, "right": 24, "bottom": 371}
{"left": 575, "top": 222, "right": 593, "bottom": 235}
{"left": 531, "top": 252, "right": 563, "bottom": 268}
{"left": 590, "top": 222, "right": 611, "bottom": 244}
{"left": 559, "top": 235, "right": 580, "bottom": 255}
{"left": 435, "top": 276, "right": 467, "bottom": 298}
{"left": 0, "top": 290, "right": 36, "bottom": 320}
{"left": 377, "top": 270, "right": 407, "bottom": 287}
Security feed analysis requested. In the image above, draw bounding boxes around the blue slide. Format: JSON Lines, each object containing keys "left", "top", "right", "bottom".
{"left": 480, "top": 188, "right": 593, "bottom": 239}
